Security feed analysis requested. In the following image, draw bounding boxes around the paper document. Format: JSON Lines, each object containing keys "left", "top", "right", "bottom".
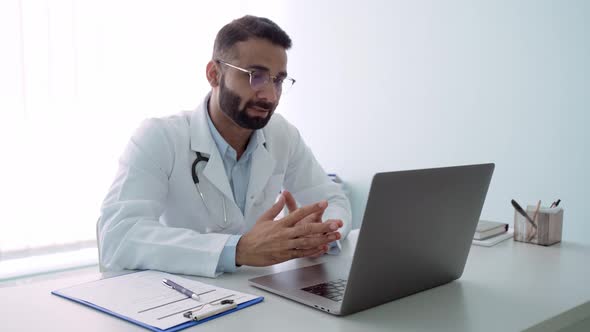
{"left": 54, "top": 270, "right": 259, "bottom": 330}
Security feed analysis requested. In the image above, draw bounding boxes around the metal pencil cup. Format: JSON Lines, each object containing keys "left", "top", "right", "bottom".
{"left": 514, "top": 206, "right": 563, "bottom": 246}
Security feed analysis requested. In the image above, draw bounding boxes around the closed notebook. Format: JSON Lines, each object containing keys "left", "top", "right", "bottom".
{"left": 473, "top": 229, "right": 513, "bottom": 247}
{"left": 474, "top": 220, "right": 509, "bottom": 240}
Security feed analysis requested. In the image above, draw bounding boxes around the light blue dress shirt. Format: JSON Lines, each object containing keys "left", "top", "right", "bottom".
{"left": 206, "top": 107, "right": 264, "bottom": 273}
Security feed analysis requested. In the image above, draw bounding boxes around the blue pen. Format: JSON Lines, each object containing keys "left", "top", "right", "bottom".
{"left": 162, "top": 279, "right": 200, "bottom": 301}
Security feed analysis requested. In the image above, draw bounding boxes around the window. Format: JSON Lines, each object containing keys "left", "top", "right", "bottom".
{"left": 0, "top": 0, "right": 250, "bottom": 269}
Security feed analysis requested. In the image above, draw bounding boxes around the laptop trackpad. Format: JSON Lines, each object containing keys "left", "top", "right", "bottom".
{"left": 249, "top": 260, "right": 351, "bottom": 291}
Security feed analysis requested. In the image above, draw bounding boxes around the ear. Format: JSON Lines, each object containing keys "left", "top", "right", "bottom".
{"left": 206, "top": 60, "right": 220, "bottom": 87}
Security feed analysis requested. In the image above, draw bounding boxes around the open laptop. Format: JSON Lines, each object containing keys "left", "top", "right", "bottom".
{"left": 249, "top": 163, "right": 494, "bottom": 315}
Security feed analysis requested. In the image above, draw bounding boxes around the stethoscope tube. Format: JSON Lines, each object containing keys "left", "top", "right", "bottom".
{"left": 192, "top": 152, "right": 228, "bottom": 228}
{"left": 191, "top": 152, "right": 208, "bottom": 184}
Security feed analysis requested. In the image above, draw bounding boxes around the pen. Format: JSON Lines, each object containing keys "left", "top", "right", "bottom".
{"left": 511, "top": 199, "right": 537, "bottom": 229}
{"left": 550, "top": 199, "right": 561, "bottom": 208}
{"left": 162, "top": 279, "right": 200, "bottom": 301}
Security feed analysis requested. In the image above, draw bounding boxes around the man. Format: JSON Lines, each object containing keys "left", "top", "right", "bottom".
{"left": 98, "top": 15, "right": 352, "bottom": 278}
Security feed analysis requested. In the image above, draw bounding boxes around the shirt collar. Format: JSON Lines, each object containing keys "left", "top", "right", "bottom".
{"left": 204, "top": 95, "right": 266, "bottom": 161}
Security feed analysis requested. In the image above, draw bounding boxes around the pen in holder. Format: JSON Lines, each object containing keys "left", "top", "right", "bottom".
{"left": 513, "top": 205, "right": 563, "bottom": 246}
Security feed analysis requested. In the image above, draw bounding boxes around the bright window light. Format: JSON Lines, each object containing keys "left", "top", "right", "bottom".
{"left": 0, "top": 0, "right": 248, "bottom": 267}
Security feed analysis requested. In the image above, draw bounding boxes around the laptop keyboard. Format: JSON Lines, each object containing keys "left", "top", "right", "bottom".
{"left": 301, "top": 279, "right": 347, "bottom": 302}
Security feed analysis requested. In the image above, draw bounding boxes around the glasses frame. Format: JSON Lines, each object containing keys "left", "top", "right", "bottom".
{"left": 215, "top": 59, "right": 296, "bottom": 93}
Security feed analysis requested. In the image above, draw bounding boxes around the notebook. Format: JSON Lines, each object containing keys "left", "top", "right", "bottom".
{"left": 474, "top": 220, "right": 509, "bottom": 240}
{"left": 472, "top": 229, "right": 514, "bottom": 247}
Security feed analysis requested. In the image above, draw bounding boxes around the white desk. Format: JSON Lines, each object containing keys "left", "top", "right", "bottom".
{"left": 1, "top": 230, "right": 589, "bottom": 332}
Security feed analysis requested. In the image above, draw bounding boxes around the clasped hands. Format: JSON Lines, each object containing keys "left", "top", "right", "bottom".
{"left": 236, "top": 191, "right": 343, "bottom": 266}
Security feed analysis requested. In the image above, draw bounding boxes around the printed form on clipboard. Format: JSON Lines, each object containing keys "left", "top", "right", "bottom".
{"left": 51, "top": 270, "right": 263, "bottom": 332}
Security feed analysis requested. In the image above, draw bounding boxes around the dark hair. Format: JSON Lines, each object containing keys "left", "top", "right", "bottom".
{"left": 213, "top": 15, "right": 292, "bottom": 59}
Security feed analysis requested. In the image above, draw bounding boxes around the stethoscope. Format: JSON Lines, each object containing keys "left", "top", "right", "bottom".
{"left": 191, "top": 151, "right": 228, "bottom": 228}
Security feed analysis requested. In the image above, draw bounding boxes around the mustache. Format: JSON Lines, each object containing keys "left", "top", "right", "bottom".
{"left": 245, "top": 100, "right": 275, "bottom": 111}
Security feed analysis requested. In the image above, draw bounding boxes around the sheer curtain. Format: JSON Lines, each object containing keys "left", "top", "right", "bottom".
{"left": 0, "top": 0, "right": 253, "bottom": 262}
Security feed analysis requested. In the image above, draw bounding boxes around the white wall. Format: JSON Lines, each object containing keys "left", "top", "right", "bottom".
{"left": 253, "top": 0, "right": 589, "bottom": 242}
{"left": 3, "top": 0, "right": 587, "bottom": 252}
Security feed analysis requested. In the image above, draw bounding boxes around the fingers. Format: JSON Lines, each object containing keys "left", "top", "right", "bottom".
{"left": 286, "top": 231, "right": 341, "bottom": 250}
{"left": 256, "top": 193, "right": 285, "bottom": 223}
{"left": 272, "top": 241, "right": 331, "bottom": 264}
{"left": 283, "top": 190, "right": 298, "bottom": 214}
{"left": 295, "top": 211, "right": 323, "bottom": 226}
{"left": 286, "top": 247, "right": 329, "bottom": 260}
{"left": 288, "top": 219, "right": 343, "bottom": 239}
{"left": 308, "top": 248, "right": 328, "bottom": 258}
{"left": 280, "top": 200, "right": 328, "bottom": 227}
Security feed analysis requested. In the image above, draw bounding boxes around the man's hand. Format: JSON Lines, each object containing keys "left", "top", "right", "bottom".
{"left": 284, "top": 191, "right": 343, "bottom": 258}
{"left": 235, "top": 193, "right": 342, "bottom": 267}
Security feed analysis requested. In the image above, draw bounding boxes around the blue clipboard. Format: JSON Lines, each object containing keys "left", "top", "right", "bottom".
{"left": 52, "top": 285, "right": 263, "bottom": 331}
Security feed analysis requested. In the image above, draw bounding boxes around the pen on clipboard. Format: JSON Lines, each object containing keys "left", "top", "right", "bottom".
{"left": 183, "top": 298, "right": 237, "bottom": 321}
{"left": 511, "top": 199, "right": 537, "bottom": 229}
{"left": 162, "top": 279, "right": 200, "bottom": 301}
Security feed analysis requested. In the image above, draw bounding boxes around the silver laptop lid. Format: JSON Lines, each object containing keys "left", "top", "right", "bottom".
{"left": 340, "top": 163, "right": 494, "bottom": 314}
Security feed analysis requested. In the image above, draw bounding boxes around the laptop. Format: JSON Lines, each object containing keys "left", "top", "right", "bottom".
{"left": 249, "top": 163, "right": 494, "bottom": 315}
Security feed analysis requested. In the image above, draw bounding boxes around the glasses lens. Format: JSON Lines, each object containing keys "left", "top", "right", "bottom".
{"left": 249, "top": 70, "right": 295, "bottom": 94}
{"left": 249, "top": 71, "right": 269, "bottom": 90}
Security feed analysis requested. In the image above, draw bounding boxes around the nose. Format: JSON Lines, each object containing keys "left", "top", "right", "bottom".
{"left": 256, "top": 81, "right": 280, "bottom": 104}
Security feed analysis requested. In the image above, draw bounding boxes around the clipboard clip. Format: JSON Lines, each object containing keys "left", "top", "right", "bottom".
{"left": 183, "top": 299, "right": 236, "bottom": 321}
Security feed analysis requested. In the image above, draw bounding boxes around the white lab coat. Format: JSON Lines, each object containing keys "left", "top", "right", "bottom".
{"left": 98, "top": 96, "right": 352, "bottom": 277}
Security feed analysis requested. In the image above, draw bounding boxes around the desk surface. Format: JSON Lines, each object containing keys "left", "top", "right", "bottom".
{"left": 1, "top": 230, "right": 589, "bottom": 332}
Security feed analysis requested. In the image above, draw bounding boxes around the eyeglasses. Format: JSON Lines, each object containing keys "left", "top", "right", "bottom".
{"left": 216, "top": 59, "right": 296, "bottom": 94}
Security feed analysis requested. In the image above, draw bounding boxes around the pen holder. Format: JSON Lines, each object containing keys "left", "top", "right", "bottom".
{"left": 513, "top": 206, "right": 563, "bottom": 246}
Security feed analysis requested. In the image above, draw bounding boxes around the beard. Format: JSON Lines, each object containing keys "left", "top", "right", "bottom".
{"left": 218, "top": 76, "right": 277, "bottom": 130}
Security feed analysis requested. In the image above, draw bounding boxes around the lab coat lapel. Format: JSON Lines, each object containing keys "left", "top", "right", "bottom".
{"left": 245, "top": 143, "right": 276, "bottom": 217}
{"left": 189, "top": 102, "right": 234, "bottom": 202}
